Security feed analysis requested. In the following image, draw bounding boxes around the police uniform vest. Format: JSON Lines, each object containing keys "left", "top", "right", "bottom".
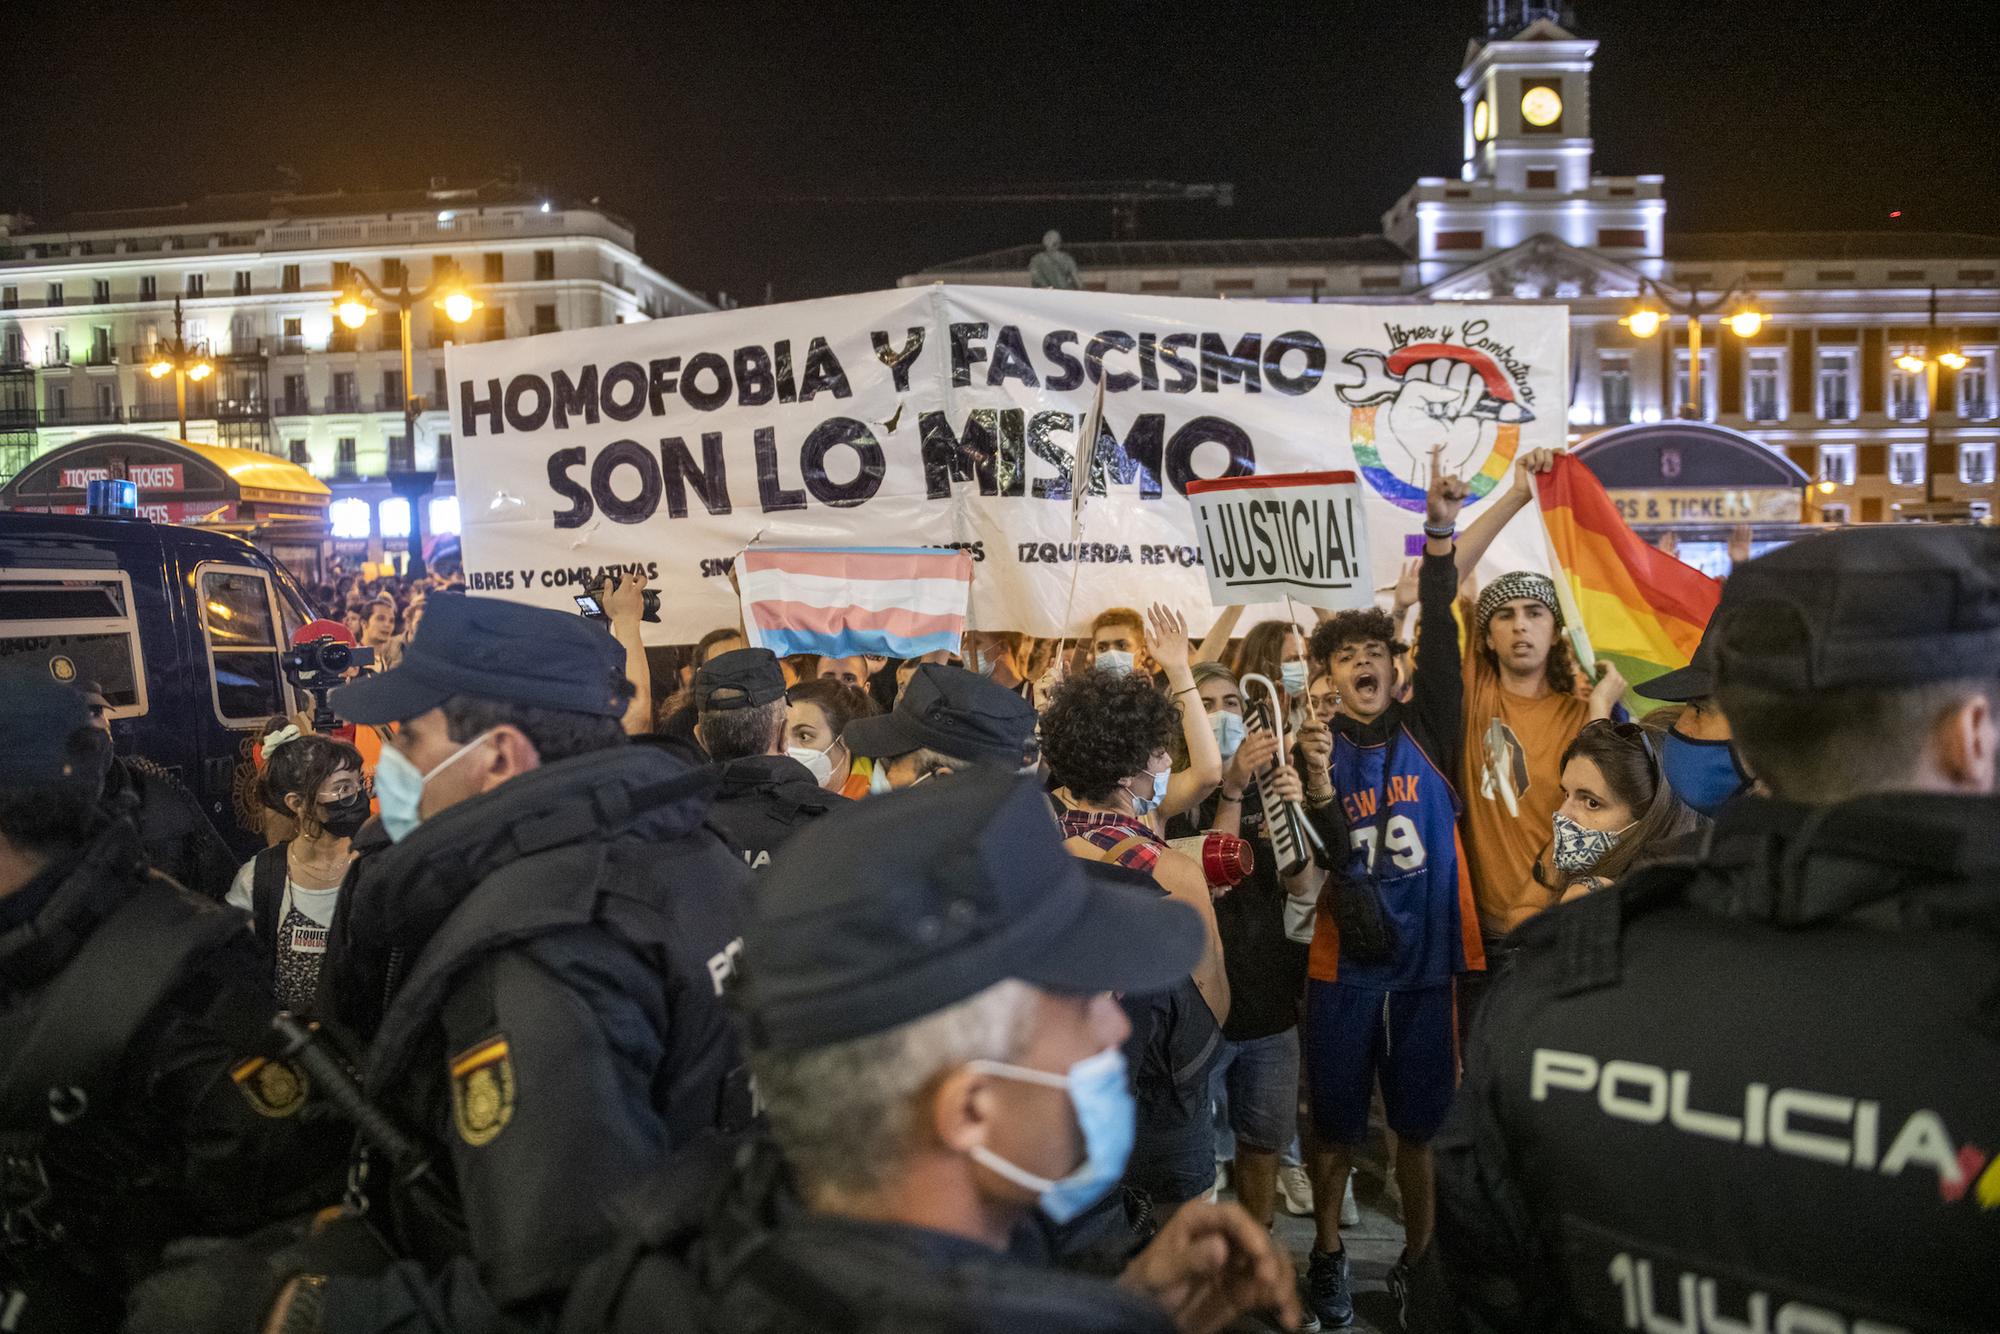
{"left": 703, "top": 754, "right": 843, "bottom": 871}
{"left": 336, "top": 743, "right": 756, "bottom": 1313}
{"left": 1434, "top": 792, "right": 2000, "bottom": 1334}
{"left": 0, "top": 819, "right": 329, "bottom": 1333}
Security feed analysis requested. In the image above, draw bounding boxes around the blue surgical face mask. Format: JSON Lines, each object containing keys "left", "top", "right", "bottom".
{"left": 1661, "top": 728, "right": 1749, "bottom": 818}
{"left": 1551, "top": 810, "right": 1630, "bottom": 873}
{"left": 966, "top": 1046, "right": 1135, "bottom": 1224}
{"left": 867, "top": 758, "right": 894, "bottom": 796}
{"left": 1210, "top": 710, "right": 1246, "bottom": 762}
{"left": 374, "top": 728, "right": 498, "bottom": 842}
{"left": 1127, "top": 766, "right": 1169, "bottom": 817}
{"left": 1280, "top": 660, "right": 1309, "bottom": 695}
{"left": 1095, "top": 649, "right": 1134, "bottom": 677}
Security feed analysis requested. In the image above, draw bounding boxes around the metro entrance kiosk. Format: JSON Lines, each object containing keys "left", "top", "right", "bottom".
{"left": 0, "top": 433, "right": 331, "bottom": 580}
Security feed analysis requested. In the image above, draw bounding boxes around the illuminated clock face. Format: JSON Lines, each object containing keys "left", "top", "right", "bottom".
{"left": 1473, "top": 98, "right": 1491, "bottom": 141}
{"left": 1521, "top": 85, "right": 1563, "bottom": 127}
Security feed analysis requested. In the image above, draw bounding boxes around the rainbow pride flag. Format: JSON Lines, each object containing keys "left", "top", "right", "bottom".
{"left": 1534, "top": 454, "right": 1721, "bottom": 703}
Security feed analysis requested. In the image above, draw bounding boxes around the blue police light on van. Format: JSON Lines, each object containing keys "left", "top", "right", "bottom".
{"left": 85, "top": 478, "right": 139, "bottom": 518}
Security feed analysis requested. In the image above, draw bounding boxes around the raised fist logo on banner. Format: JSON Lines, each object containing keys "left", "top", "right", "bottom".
{"left": 1340, "top": 344, "right": 1534, "bottom": 515}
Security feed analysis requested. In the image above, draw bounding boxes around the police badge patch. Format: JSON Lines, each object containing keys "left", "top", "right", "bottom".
{"left": 450, "top": 1035, "right": 515, "bottom": 1147}
{"left": 231, "top": 1056, "right": 310, "bottom": 1118}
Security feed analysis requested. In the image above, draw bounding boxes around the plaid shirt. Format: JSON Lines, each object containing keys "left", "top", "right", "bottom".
{"left": 1056, "top": 807, "right": 1163, "bottom": 874}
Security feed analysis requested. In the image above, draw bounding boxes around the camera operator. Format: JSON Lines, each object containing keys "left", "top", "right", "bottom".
{"left": 200, "top": 595, "right": 758, "bottom": 1334}
{"left": 1435, "top": 525, "right": 2000, "bottom": 1334}
{"left": 692, "top": 647, "right": 846, "bottom": 869}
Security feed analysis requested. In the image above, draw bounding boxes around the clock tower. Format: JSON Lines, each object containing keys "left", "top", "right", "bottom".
{"left": 1384, "top": 14, "right": 1666, "bottom": 286}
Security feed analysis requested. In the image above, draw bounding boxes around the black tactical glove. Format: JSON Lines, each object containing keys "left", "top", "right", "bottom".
{"left": 121, "top": 1236, "right": 289, "bottom": 1334}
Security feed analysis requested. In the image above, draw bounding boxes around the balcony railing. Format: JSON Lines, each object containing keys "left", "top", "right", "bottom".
{"left": 333, "top": 461, "right": 360, "bottom": 481}
{"left": 40, "top": 403, "right": 125, "bottom": 426}
{"left": 0, "top": 405, "right": 37, "bottom": 431}
{"left": 216, "top": 396, "right": 270, "bottom": 421}
{"left": 326, "top": 392, "right": 363, "bottom": 413}
{"left": 376, "top": 392, "right": 411, "bottom": 411}
{"left": 221, "top": 339, "right": 268, "bottom": 361}
{"left": 84, "top": 348, "right": 117, "bottom": 367}
{"left": 276, "top": 335, "right": 307, "bottom": 355}
{"left": 275, "top": 395, "right": 312, "bottom": 417}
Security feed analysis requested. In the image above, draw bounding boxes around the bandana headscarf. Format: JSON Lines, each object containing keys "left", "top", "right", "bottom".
{"left": 1476, "top": 572, "right": 1565, "bottom": 638}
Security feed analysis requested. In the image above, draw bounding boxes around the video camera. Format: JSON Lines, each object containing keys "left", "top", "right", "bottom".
{"left": 283, "top": 635, "right": 375, "bottom": 728}
{"left": 575, "top": 572, "right": 661, "bottom": 623}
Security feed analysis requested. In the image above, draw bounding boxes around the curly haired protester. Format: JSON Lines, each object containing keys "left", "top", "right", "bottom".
{"left": 1288, "top": 449, "right": 1480, "bottom": 1330}
{"left": 1041, "top": 665, "right": 1232, "bottom": 1217}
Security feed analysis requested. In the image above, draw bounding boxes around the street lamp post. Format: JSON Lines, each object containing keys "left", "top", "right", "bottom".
{"left": 1893, "top": 287, "right": 1967, "bottom": 507}
{"left": 1620, "top": 278, "right": 1767, "bottom": 420}
{"left": 333, "top": 265, "right": 483, "bottom": 578}
{"left": 146, "top": 298, "right": 215, "bottom": 441}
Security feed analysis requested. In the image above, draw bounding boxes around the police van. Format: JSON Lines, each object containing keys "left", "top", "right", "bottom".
{"left": 0, "top": 503, "right": 319, "bottom": 858}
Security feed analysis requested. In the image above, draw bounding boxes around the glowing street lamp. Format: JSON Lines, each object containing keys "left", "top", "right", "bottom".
{"left": 1619, "top": 279, "right": 1766, "bottom": 419}
{"left": 1891, "top": 287, "right": 1969, "bottom": 506}
{"left": 327, "top": 258, "right": 485, "bottom": 577}
{"left": 147, "top": 298, "right": 215, "bottom": 439}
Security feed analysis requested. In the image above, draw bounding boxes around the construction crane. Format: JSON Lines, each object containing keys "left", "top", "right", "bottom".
{"left": 726, "top": 180, "right": 1234, "bottom": 240}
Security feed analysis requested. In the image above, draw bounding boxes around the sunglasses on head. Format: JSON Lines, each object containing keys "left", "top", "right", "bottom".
{"left": 1579, "top": 717, "right": 1657, "bottom": 767}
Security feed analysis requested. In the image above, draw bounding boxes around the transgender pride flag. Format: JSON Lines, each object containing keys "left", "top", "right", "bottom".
{"left": 737, "top": 547, "right": 974, "bottom": 660}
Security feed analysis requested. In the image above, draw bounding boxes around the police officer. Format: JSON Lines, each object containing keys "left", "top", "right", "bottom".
{"left": 844, "top": 661, "right": 1040, "bottom": 791}
{"left": 244, "top": 595, "right": 756, "bottom": 1332}
{"left": 76, "top": 677, "right": 239, "bottom": 900}
{"left": 0, "top": 675, "right": 337, "bottom": 1333}
{"left": 1433, "top": 525, "right": 2000, "bottom": 1334}
{"left": 692, "top": 647, "right": 844, "bottom": 869}
{"left": 563, "top": 768, "right": 1303, "bottom": 1334}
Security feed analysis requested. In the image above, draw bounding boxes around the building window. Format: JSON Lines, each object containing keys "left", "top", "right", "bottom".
{"left": 95, "top": 383, "right": 115, "bottom": 417}
{"left": 1961, "top": 443, "right": 1996, "bottom": 486}
{"left": 1889, "top": 444, "right": 1924, "bottom": 487}
{"left": 432, "top": 255, "right": 453, "bottom": 281}
{"left": 484, "top": 253, "right": 505, "bottom": 282}
{"left": 534, "top": 249, "right": 555, "bottom": 280}
{"left": 1888, "top": 359, "right": 1928, "bottom": 421}
{"left": 383, "top": 369, "right": 404, "bottom": 407}
{"left": 288, "top": 439, "right": 309, "bottom": 466}
{"left": 281, "top": 316, "right": 303, "bottom": 353}
{"left": 47, "top": 330, "right": 67, "bottom": 365}
{"left": 383, "top": 258, "right": 406, "bottom": 287}
{"left": 380, "top": 318, "right": 402, "bottom": 352}
{"left": 483, "top": 307, "right": 506, "bottom": 341}
{"left": 1598, "top": 351, "right": 1632, "bottom": 424}
{"left": 1674, "top": 349, "right": 1717, "bottom": 420}
{"left": 92, "top": 279, "right": 110, "bottom": 304}
{"left": 432, "top": 366, "right": 448, "bottom": 407}
{"left": 329, "top": 497, "right": 371, "bottom": 538}
{"left": 1, "top": 286, "right": 16, "bottom": 309}
{"left": 1433, "top": 230, "right": 1484, "bottom": 251}
{"left": 1526, "top": 168, "right": 1557, "bottom": 189}
{"left": 1819, "top": 502, "right": 1851, "bottom": 525}
{"left": 379, "top": 497, "right": 412, "bottom": 538}
{"left": 3, "top": 330, "right": 21, "bottom": 365}
{"left": 429, "top": 494, "right": 460, "bottom": 535}
{"left": 90, "top": 327, "right": 112, "bottom": 365}
{"left": 186, "top": 274, "right": 204, "bottom": 298}
{"left": 1958, "top": 351, "right": 1995, "bottom": 421}
{"left": 47, "top": 282, "right": 63, "bottom": 307}
{"left": 1972, "top": 502, "right": 1993, "bottom": 523}
{"left": 233, "top": 271, "right": 252, "bottom": 296}
{"left": 282, "top": 374, "right": 307, "bottom": 413}
{"left": 533, "top": 304, "right": 558, "bottom": 334}
{"left": 332, "top": 372, "right": 358, "bottom": 412}
{"left": 281, "top": 264, "right": 301, "bottom": 292}
{"left": 1818, "top": 347, "right": 1858, "bottom": 421}
{"left": 1820, "top": 444, "right": 1855, "bottom": 486}
{"left": 332, "top": 261, "right": 351, "bottom": 286}
{"left": 334, "top": 437, "right": 358, "bottom": 480}
{"left": 1746, "top": 349, "right": 1785, "bottom": 421}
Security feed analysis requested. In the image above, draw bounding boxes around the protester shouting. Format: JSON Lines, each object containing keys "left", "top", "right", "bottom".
{"left": 1289, "top": 449, "right": 1477, "bottom": 1331}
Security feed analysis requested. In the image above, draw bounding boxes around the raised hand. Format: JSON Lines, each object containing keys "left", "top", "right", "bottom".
{"left": 1426, "top": 445, "right": 1472, "bottom": 532}
{"left": 1145, "top": 602, "right": 1192, "bottom": 674}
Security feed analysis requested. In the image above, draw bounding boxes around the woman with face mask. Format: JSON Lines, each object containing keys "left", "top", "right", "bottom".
{"left": 227, "top": 723, "right": 368, "bottom": 1015}
{"left": 1534, "top": 719, "right": 1706, "bottom": 903}
{"left": 783, "top": 677, "right": 879, "bottom": 798}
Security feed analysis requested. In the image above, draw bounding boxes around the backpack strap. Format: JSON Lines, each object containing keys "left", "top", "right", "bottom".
{"left": 252, "top": 843, "right": 289, "bottom": 975}
{"left": 0, "top": 883, "right": 245, "bottom": 1124}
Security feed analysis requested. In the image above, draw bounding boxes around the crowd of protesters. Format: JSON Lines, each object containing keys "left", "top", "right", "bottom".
{"left": 5, "top": 446, "right": 1995, "bottom": 1334}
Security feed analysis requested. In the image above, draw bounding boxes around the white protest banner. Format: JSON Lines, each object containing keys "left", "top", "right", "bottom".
{"left": 447, "top": 286, "right": 1566, "bottom": 643}
{"left": 1185, "top": 471, "right": 1373, "bottom": 611}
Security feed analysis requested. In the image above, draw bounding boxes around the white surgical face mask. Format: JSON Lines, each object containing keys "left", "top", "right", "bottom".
{"left": 789, "top": 741, "right": 836, "bottom": 785}
{"left": 375, "top": 728, "right": 498, "bottom": 842}
{"left": 1095, "top": 649, "right": 1134, "bottom": 677}
{"left": 868, "top": 759, "right": 894, "bottom": 796}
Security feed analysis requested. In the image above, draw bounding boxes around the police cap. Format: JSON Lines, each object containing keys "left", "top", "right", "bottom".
{"left": 331, "top": 594, "right": 628, "bottom": 724}
{"left": 1713, "top": 525, "right": 2000, "bottom": 693}
{"left": 0, "top": 672, "right": 99, "bottom": 784}
{"left": 843, "top": 663, "right": 1037, "bottom": 768}
{"left": 735, "top": 767, "right": 1203, "bottom": 1051}
{"left": 695, "top": 648, "right": 787, "bottom": 712}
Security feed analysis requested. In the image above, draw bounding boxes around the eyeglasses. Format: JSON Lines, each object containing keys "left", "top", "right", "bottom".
{"left": 1578, "top": 718, "right": 1657, "bottom": 768}
{"left": 319, "top": 776, "right": 372, "bottom": 802}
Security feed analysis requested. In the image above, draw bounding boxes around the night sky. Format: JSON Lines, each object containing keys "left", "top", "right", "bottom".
{"left": 5, "top": 1, "right": 1996, "bottom": 304}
